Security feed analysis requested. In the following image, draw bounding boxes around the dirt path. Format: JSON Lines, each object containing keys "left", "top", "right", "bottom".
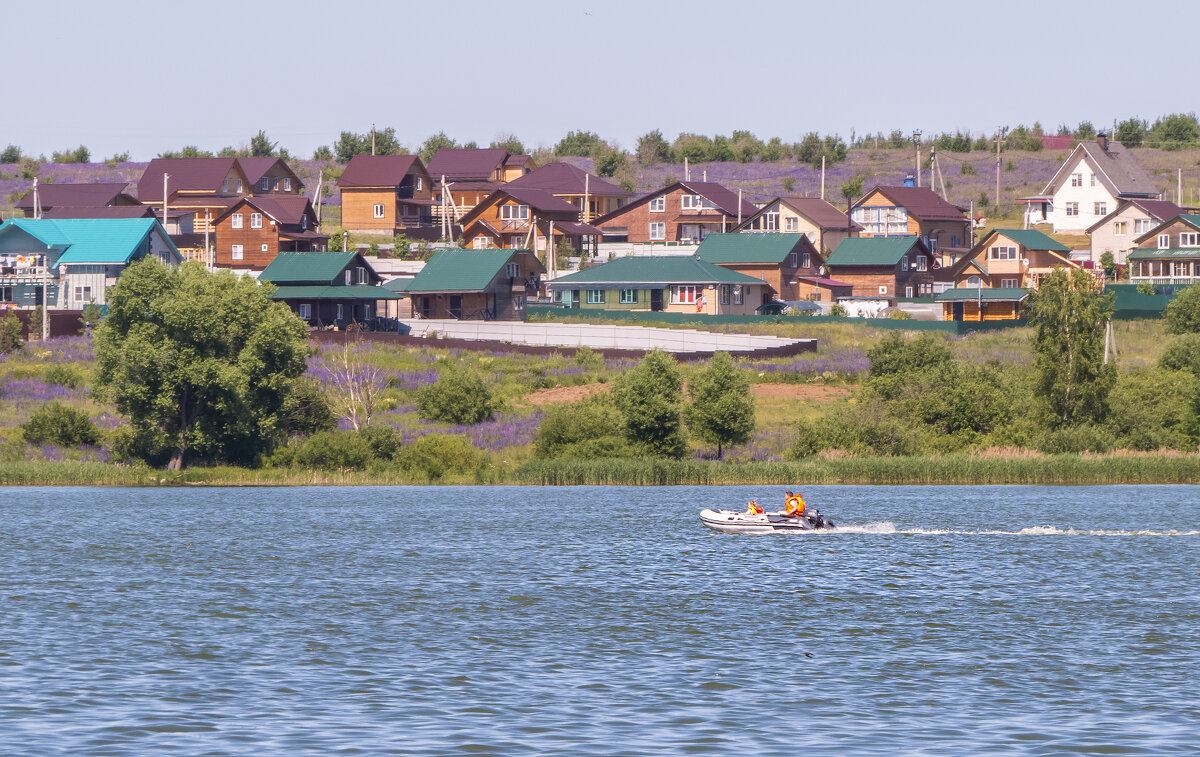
{"left": 520, "top": 383, "right": 611, "bottom": 406}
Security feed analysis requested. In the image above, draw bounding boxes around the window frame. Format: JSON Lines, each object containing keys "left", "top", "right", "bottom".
{"left": 648, "top": 221, "right": 666, "bottom": 241}
{"left": 649, "top": 197, "right": 665, "bottom": 213}
{"left": 669, "top": 285, "right": 698, "bottom": 304}
{"left": 1113, "top": 221, "right": 1127, "bottom": 236}
{"left": 298, "top": 303, "right": 312, "bottom": 320}
{"left": 1181, "top": 232, "right": 1200, "bottom": 247}
{"left": 1071, "top": 173, "right": 1083, "bottom": 187}
{"left": 373, "top": 204, "right": 385, "bottom": 219}
{"left": 231, "top": 244, "right": 243, "bottom": 260}
{"left": 719, "top": 285, "right": 730, "bottom": 305}
{"left": 619, "top": 289, "right": 638, "bottom": 304}
{"left": 260, "top": 177, "right": 270, "bottom": 191}
{"left": 1000, "top": 277, "right": 1019, "bottom": 288}
{"left": 784, "top": 216, "right": 798, "bottom": 232}
{"left": 231, "top": 213, "right": 243, "bottom": 229}
{"left": 499, "top": 204, "right": 530, "bottom": 221}
{"left": 915, "top": 255, "right": 928, "bottom": 271}
{"left": 1094, "top": 202, "right": 1107, "bottom": 216}
{"left": 586, "top": 289, "right": 606, "bottom": 304}
{"left": 73, "top": 285, "right": 92, "bottom": 303}
{"left": 506, "top": 262, "right": 519, "bottom": 279}
{"left": 990, "top": 246, "right": 1018, "bottom": 260}
{"left": 1065, "top": 202, "right": 1079, "bottom": 217}
{"left": 1159, "top": 234, "right": 1171, "bottom": 249}
{"left": 733, "top": 285, "right": 743, "bottom": 305}
{"left": 250, "top": 212, "right": 262, "bottom": 229}
{"left": 283, "top": 178, "right": 291, "bottom": 192}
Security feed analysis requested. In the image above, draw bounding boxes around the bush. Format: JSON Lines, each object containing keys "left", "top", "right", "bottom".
{"left": 398, "top": 434, "right": 483, "bottom": 480}
{"left": 1159, "top": 334, "right": 1200, "bottom": 376}
{"left": 865, "top": 332, "right": 952, "bottom": 383}
{"left": 109, "top": 425, "right": 172, "bottom": 466}
{"left": 888, "top": 310, "right": 912, "bottom": 320}
{"left": 281, "top": 379, "right": 337, "bottom": 437}
{"left": 291, "top": 430, "right": 374, "bottom": 470}
{"left": 21, "top": 402, "right": 100, "bottom": 446}
{"left": 0, "top": 311, "right": 22, "bottom": 353}
{"left": 361, "top": 424, "right": 403, "bottom": 461}
{"left": 829, "top": 303, "right": 848, "bottom": 317}
{"left": 417, "top": 363, "right": 498, "bottom": 425}
{"left": 1104, "top": 367, "right": 1194, "bottom": 450}
{"left": 789, "top": 402, "right": 921, "bottom": 457}
{"left": 1034, "top": 424, "right": 1116, "bottom": 454}
{"left": 572, "top": 345, "right": 603, "bottom": 372}
{"left": 44, "top": 364, "right": 83, "bottom": 389}
{"left": 534, "top": 393, "right": 638, "bottom": 459}
{"left": 1165, "top": 285, "right": 1200, "bottom": 334}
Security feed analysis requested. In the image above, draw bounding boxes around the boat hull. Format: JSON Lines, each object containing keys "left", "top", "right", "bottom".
{"left": 699, "top": 508, "right": 834, "bottom": 533}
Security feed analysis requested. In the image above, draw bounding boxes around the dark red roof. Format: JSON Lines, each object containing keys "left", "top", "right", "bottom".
{"left": 779, "top": 197, "right": 861, "bottom": 230}
{"left": 213, "top": 195, "right": 317, "bottom": 227}
{"left": 237, "top": 157, "right": 303, "bottom": 189}
{"left": 504, "top": 154, "right": 533, "bottom": 168}
{"left": 1040, "top": 135, "right": 1073, "bottom": 150}
{"left": 681, "top": 181, "right": 758, "bottom": 217}
{"left": 337, "top": 155, "right": 425, "bottom": 188}
{"left": 15, "top": 182, "right": 134, "bottom": 210}
{"left": 506, "top": 162, "right": 632, "bottom": 197}
{"left": 40, "top": 205, "right": 156, "bottom": 219}
{"left": 139, "top": 158, "right": 241, "bottom": 202}
{"left": 868, "top": 186, "right": 968, "bottom": 222}
{"left": 1133, "top": 199, "right": 1186, "bottom": 220}
{"left": 497, "top": 187, "right": 580, "bottom": 213}
{"left": 427, "top": 148, "right": 509, "bottom": 180}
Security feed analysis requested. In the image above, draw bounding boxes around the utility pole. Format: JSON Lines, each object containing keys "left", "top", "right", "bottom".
{"left": 1178, "top": 168, "right": 1183, "bottom": 205}
{"left": 684, "top": 157, "right": 690, "bottom": 182}
{"left": 737, "top": 188, "right": 743, "bottom": 226}
{"left": 162, "top": 173, "right": 169, "bottom": 234}
{"left": 204, "top": 209, "right": 211, "bottom": 268}
{"left": 911, "top": 130, "right": 923, "bottom": 188}
{"left": 995, "top": 127, "right": 1003, "bottom": 215}
{"left": 371, "top": 124, "right": 376, "bottom": 156}
{"left": 583, "top": 173, "right": 590, "bottom": 224}
{"left": 32, "top": 177, "right": 41, "bottom": 219}
{"left": 820, "top": 156, "right": 826, "bottom": 200}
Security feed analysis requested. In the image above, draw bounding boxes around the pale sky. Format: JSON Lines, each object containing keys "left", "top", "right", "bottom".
{"left": 3, "top": 0, "right": 1196, "bottom": 160}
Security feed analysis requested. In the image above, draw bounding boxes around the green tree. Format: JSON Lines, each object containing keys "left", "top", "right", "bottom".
{"left": 1, "top": 144, "right": 22, "bottom": 163}
{"left": 21, "top": 402, "right": 100, "bottom": 447}
{"left": 1075, "top": 121, "right": 1097, "bottom": 141}
{"left": 51, "top": 145, "right": 90, "bottom": 163}
{"left": 249, "top": 130, "right": 277, "bottom": 157}
{"left": 1115, "top": 118, "right": 1147, "bottom": 147}
{"left": 686, "top": 351, "right": 755, "bottom": 458}
{"left": 592, "top": 145, "right": 626, "bottom": 177}
{"left": 490, "top": 133, "right": 525, "bottom": 155}
{"left": 671, "top": 133, "right": 712, "bottom": 163}
{"left": 94, "top": 259, "right": 309, "bottom": 469}
{"left": 706, "top": 135, "right": 733, "bottom": 162}
{"left": 1099, "top": 251, "right": 1116, "bottom": 279}
{"left": 419, "top": 131, "right": 459, "bottom": 163}
{"left": 534, "top": 392, "right": 635, "bottom": 459}
{"left": 1028, "top": 267, "right": 1116, "bottom": 426}
{"left": 1165, "top": 285, "right": 1200, "bottom": 333}
{"left": 612, "top": 350, "right": 688, "bottom": 458}
{"left": 416, "top": 362, "right": 498, "bottom": 424}
{"left": 555, "top": 130, "right": 603, "bottom": 157}
{"left": 312, "top": 145, "right": 334, "bottom": 161}
{"left": 841, "top": 174, "right": 864, "bottom": 202}
{"left": 0, "top": 311, "right": 24, "bottom": 353}
{"left": 333, "top": 131, "right": 369, "bottom": 163}
{"left": 635, "top": 130, "right": 671, "bottom": 165}
{"left": 159, "top": 145, "right": 214, "bottom": 159}
{"left": 1149, "top": 113, "right": 1200, "bottom": 149}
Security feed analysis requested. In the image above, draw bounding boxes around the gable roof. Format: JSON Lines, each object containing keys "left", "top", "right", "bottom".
{"left": 983, "top": 228, "right": 1071, "bottom": 252}
{"left": 547, "top": 255, "right": 771, "bottom": 288}
{"left": 1133, "top": 213, "right": 1200, "bottom": 244}
{"left": 592, "top": 181, "right": 757, "bottom": 226}
{"left": 505, "top": 162, "right": 632, "bottom": 197}
{"left": 0, "top": 218, "right": 178, "bottom": 265}
{"left": 1085, "top": 198, "right": 1186, "bottom": 233}
{"left": 259, "top": 252, "right": 373, "bottom": 285}
{"left": 1041, "top": 140, "right": 1159, "bottom": 199}
{"left": 934, "top": 287, "right": 1029, "bottom": 303}
{"left": 41, "top": 206, "right": 157, "bottom": 220}
{"left": 427, "top": 148, "right": 510, "bottom": 180}
{"left": 15, "top": 182, "right": 135, "bottom": 211}
{"left": 402, "top": 248, "right": 537, "bottom": 293}
{"left": 459, "top": 187, "right": 582, "bottom": 227}
{"left": 860, "top": 186, "right": 967, "bottom": 222}
{"left": 215, "top": 195, "right": 318, "bottom": 227}
{"left": 139, "top": 158, "right": 243, "bottom": 202}
{"left": 826, "top": 236, "right": 926, "bottom": 266}
{"left": 779, "top": 197, "right": 860, "bottom": 229}
{"left": 337, "top": 155, "right": 426, "bottom": 188}
{"left": 236, "top": 157, "right": 303, "bottom": 189}
{"left": 696, "top": 233, "right": 812, "bottom": 264}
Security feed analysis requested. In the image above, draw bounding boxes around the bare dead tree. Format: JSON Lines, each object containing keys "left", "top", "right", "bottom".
{"left": 328, "top": 341, "right": 385, "bottom": 430}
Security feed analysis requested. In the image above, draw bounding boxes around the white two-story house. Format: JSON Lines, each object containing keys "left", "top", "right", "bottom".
{"left": 1034, "top": 134, "right": 1161, "bottom": 233}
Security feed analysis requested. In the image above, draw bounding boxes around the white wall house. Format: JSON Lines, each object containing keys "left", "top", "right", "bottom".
{"left": 1087, "top": 199, "right": 1185, "bottom": 265}
{"left": 1040, "top": 136, "right": 1161, "bottom": 233}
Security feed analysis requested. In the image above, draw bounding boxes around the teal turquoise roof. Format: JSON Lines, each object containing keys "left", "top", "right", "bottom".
{"left": 987, "top": 228, "right": 1071, "bottom": 252}
{"left": 0, "top": 218, "right": 177, "bottom": 264}
{"left": 695, "top": 233, "right": 806, "bottom": 264}
{"left": 547, "top": 255, "right": 769, "bottom": 289}
{"left": 269, "top": 285, "right": 400, "bottom": 300}
{"left": 404, "top": 248, "right": 526, "bottom": 293}
{"left": 259, "top": 252, "right": 360, "bottom": 285}
{"left": 826, "top": 237, "right": 922, "bottom": 266}
{"left": 1126, "top": 247, "right": 1200, "bottom": 261}
{"left": 934, "top": 287, "right": 1029, "bottom": 302}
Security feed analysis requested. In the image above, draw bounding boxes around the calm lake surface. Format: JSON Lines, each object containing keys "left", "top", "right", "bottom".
{"left": 2, "top": 485, "right": 1199, "bottom": 755}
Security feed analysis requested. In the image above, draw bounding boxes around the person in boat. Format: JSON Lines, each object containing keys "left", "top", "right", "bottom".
{"left": 746, "top": 499, "right": 764, "bottom": 515}
{"left": 784, "top": 491, "right": 806, "bottom": 517}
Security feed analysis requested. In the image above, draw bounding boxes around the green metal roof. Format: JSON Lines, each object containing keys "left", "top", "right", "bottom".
{"left": 547, "top": 255, "right": 769, "bottom": 289}
{"left": 1178, "top": 214, "right": 1200, "bottom": 227}
{"left": 259, "top": 252, "right": 359, "bottom": 285}
{"left": 0, "top": 218, "right": 177, "bottom": 264}
{"left": 934, "top": 287, "right": 1029, "bottom": 302}
{"left": 826, "top": 237, "right": 922, "bottom": 266}
{"left": 404, "top": 248, "right": 520, "bottom": 293}
{"left": 986, "top": 228, "right": 1071, "bottom": 252}
{"left": 695, "top": 232, "right": 806, "bottom": 264}
{"left": 269, "top": 284, "right": 400, "bottom": 300}
{"left": 963, "top": 259, "right": 989, "bottom": 275}
{"left": 1126, "top": 247, "right": 1200, "bottom": 261}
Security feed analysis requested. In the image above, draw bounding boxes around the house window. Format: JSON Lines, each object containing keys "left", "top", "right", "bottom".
{"left": 274, "top": 178, "right": 280, "bottom": 191}
{"left": 619, "top": 289, "right": 638, "bottom": 304}
{"left": 915, "top": 255, "right": 928, "bottom": 271}
{"left": 586, "top": 289, "right": 606, "bottom": 304}
{"left": 1159, "top": 234, "right": 1170, "bottom": 249}
{"left": 472, "top": 236, "right": 493, "bottom": 249}
{"left": 283, "top": 178, "right": 291, "bottom": 192}
{"left": 1090, "top": 174, "right": 1097, "bottom": 187}
{"left": 966, "top": 276, "right": 981, "bottom": 287}
{"left": 802, "top": 253, "right": 811, "bottom": 268}
{"left": 764, "top": 212, "right": 779, "bottom": 231}
{"left": 298, "top": 304, "right": 311, "bottom": 320}
{"left": 260, "top": 177, "right": 270, "bottom": 191}
{"left": 720, "top": 285, "right": 730, "bottom": 305}
{"left": 415, "top": 177, "right": 423, "bottom": 191}
{"left": 510, "top": 236, "right": 523, "bottom": 247}
{"left": 990, "top": 246, "right": 1018, "bottom": 260}
{"left": 236, "top": 180, "right": 243, "bottom": 193}
{"left": 373, "top": 204, "right": 385, "bottom": 219}
{"left": 231, "top": 244, "right": 243, "bottom": 260}
{"left": 1094, "top": 202, "right": 1107, "bottom": 216}
{"left": 681, "top": 195, "right": 700, "bottom": 210}
{"left": 878, "top": 285, "right": 888, "bottom": 295}
{"left": 851, "top": 205, "right": 908, "bottom": 235}
{"left": 1065, "top": 203, "right": 1079, "bottom": 217}
{"left": 301, "top": 216, "right": 307, "bottom": 231}
{"left": 789, "top": 252, "right": 798, "bottom": 267}
{"left": 506, "top": 262, "right": 519, "bottom": 279}
{"left": 1174, "top": 261, "right": 1192, "bottom": 277}
{"left": 73, "top": 285, "right": 91, "bottom": 303}
{"left": 733, "top": 286, "right": 743, "bottom": 305}
{"left": 785, "top": 217, "right": 798, "bottom": 232}
{"left": 900, "top": 257, "right": 909, "bottom": 271}
{"left": 0, "top": 285, "right": 13, "bottom": 302}
{"left": 1135, "top": 219, "right": 1153, "bottom": 234}
{"left": 1183, "top": 233, "right": 1200, "bottom": 247}
{"left": 649, "top": 222, "right": 666, "bottom": 240}
{"left": 649, "top": 197, "right": 665, "bottom": 213}
{"left": 222, "top": 179, "right": 229, "bottom": 193}
{"left": 500, "top": 204, "right": 530, "bottom": 221}
{"left": 1071, "top": 173, "right": 1083, "bottom": 187}
{"left": 336, "top": 304, "right": 344, "bottom": 321}
{"left": 670, "top": 285, "right": 698, "bottom": 304}
{"left": 345, "top": 270, "right": 352, "bottom": 285}
{"left": 905, "top": 285, "right": 914, "bottom": 298}
{"left": 355, "top": 267, "right": 367, "bottom": 284}
{"left": 1113, "top": 221, "right": 1127, "bottom": 236}
{"left": 231, "top": 213, "right": 243, "bottom": 229}
{"left": 1001, "top": 278, "right": 1018, "bottom": 288}
{"left": 261, "top": 244, "right": 268, "bottom": 252}
{"left": 250, "top": 212, "right": 262, "bottom": 229}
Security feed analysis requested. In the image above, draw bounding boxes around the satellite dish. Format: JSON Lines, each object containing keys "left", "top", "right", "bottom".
{"left": 1021, "top": 258, "right": 1030, "bottom": 266}
{"left": 819, "top": 265, "right": 828, "bottom": 276}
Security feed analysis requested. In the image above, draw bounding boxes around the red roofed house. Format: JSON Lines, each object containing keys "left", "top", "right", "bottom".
{"left": 1087, "top": 198, "right": 1186, "bottom": 265}
{"left": 734, "top": 196, "right": 860, "bottom": 254}
{"left": 427, "top": 148, "right": 537, "bottom": 226}
{"left": 592, "top": 181, "right": 759, "bottom": 245}
{"left": 505, "top": 162, "right": 632, "bottom": 223}
{"left": 211, "top": 196, "right": 327, "bottom": 272}
{"left": 17, "top": 183, "right": 140, "bottom": 217}
{"left": 138, "top": 158, "right": 250, "bottom": 234}
{"left": 851, "top": 185, "right": 972, "bottom": 264}
{"left": 237, "top": 157, "right": 305, "bottom": 196}
{"left": 336, "top": 154, "right": 436, "bottom": 239}
{"left": 456, "top": 186, "right": 602, "bottom": 258}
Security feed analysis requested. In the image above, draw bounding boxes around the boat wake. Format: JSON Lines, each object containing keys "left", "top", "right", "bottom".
{"left": 831, "top": 522, "right": 1200, "bottom": 537}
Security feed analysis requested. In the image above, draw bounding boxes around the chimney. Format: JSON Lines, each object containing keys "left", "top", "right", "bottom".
{"left": 1097, "top": 132, "right": 1108, "bottom": 152}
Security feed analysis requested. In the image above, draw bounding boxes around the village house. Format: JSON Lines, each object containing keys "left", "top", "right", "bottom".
{"left": 934, "top": 287, "right": 1031, "bottom": 322}
{"left": 456, "top": 186, "right": 601, "bottom": 257}
{"left": 236, "top": 157, "right": 305, "bottom": 197}
{"left": 850, "top": 184, "right": 971, "bottom": 264}
{"left": 733, "top": 196, "right": 860, "bottom": 254}
{"left": 1127, "top": 213, "right": 1200, "bottom": 286}
{"left": 824, "top": 236, "right": 935, "bottom": 301}
{"left": 16, "top": 182, "right": 140, "bottom": 217}
{"left": 547, "top": 255, "right": 774, "bottom": 314}
{"left": 0, "top": 218, "right": 180, "bottom": 310}
{"left": 1024, "top": 135, "right": 1161, "bottom": 232}
{"left": 258, "top": 251, "right": 398, "bottom": 328}
{"left": 427, "top": 148, "right": 536, "bottom": 226}
{"left": 591, "top": 181, "right": 758, "bottom": 245}
{"left": 1087, "top": 199, "right": 1185, "bottom": 265}
{"left": 394, "top": 248, "right": 544, "bottom": 321}
{"left": 504, "top": 162, "right": 632, "bottom": 223}
{"left": 695, "top": 232, "right": 846, "bottom": 302}
{"left": 336, "top": 154, "right": 436, "bottom": 239}
{"left": 947, "top": 228, "right": 1078, "bottom": 290}
{"left": 211, "top": 196, "right": 327, "bottom": 272}
{"left": 138, "top": 158, "right": 249, "bottom": 234}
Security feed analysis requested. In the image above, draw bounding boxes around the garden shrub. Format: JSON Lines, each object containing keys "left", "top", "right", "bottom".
{"left": 398, "top": 433, "right": 482, "bottom": 480}
{"left": 1104, "top": 367, "right": 1194, "bottom": 450}
{"left": 417, "top": 363, "right": 498, "bottom": 424}
{"left": 291, "top": 430, "right": 373, "bottom": 470}
{"left": 866, "top": 332, "right": 952, "bottom": 383}
{"left": 21, "top": 402, "right": 100, "bottom": 446}
{"left": 0, "top": 311, "right": 22, "bottom": 353}
{"left": 44, "top": 364, "right": 84, "bottom": 389}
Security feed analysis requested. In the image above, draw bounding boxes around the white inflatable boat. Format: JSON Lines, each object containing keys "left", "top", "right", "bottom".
{"left": 699, "top": 508, "right": 835, "bottom": 534}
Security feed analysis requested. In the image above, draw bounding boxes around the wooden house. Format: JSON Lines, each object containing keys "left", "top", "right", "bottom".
{"left": 947, "top": 228, "right": 1078, "bottom": 290}
{"left": 427, "top": 148, "right": 537, "bottom": 224}
{"left": 851, "top": 185, "right": 971, "bottom": 264}
{"left": 336, "top": 154, "right": 436, "bottom": 238}
{"left": 592, "top": 181, "right": 758, "bottom": 245}
{"left": 696, "top": 232, "right": 838, "bottom": 301}
{"left": 733, "top": 196, "right": 860, "bottom": 254}
{"left": 211, "top": 196, "right": 327, "bottom": 271}
{"left": 258, "top": 251, "right": 399, "bottom": 328}
{"left": 934, "top": 287, "right": 1031, "bottom": 322}
{"left": 504, "top": 162, "right": 632, "bottom": 223}
{"left": 1087, "top": 199, "right": 1185, "bottom": 265}
{"left": 395, "top": 248, "right": 544, "bottom": 321}
{"left": 546, "top": 255, "right": 774, "bottom": 314}
{"left": 457, "top": 187, "right": 602, "bottom": 256}
{"left": 824, "top": 237, "right": 935, "bottom": 300}
{"left": 138, "top": 158, "right": 250, "bottom": 234}
{"left": 16, "top": 183, "right": 139, "bottom": 217}
{"left": 237, "top": 157, "right": 305, "bottom": 197}
{"left": 1128, "top": 213, "right": 1200, "bottom": 286}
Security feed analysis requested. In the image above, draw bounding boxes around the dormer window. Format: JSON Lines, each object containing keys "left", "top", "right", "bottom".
{"left": 355, "top": 267, "right": 367, "bottom": 284}
{"left": 222, "top": 179, "right": 229, "bottom": 193}
{"left": 236, "top": 180, "right": 244, "bottom": 194}
{"left": 283, "top": 178, "right": 291, "bottom": 192}
{"left": 415, "top": 177, "right": 422, "bottom": 191}
{"left": 261, "top": 177, "right": 270, "bottom": 191}
{"left": 1071, "top": 173, "right": 1083, "bottom": 187}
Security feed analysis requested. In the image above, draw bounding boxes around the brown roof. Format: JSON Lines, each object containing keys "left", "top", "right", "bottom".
{"left": 139, "top": 158, "right": 243, "bottom": 202}
{"left": 15, "top": 182, "right": 134, "bottom": 210}
{"left": 496, "top": 186, "right": 580, "bottom": 214}
{"left": 864, "top": 186, "right": 968, "bottom": 222}
{"left": 554, "top": 221, "right": 603, "bottom": 235}
{"left": 337, "top": 155, "right": 425, "bottom": 188}
{"left": 681, "top": 181, "right": 758, "bottom": 217}
{"left": 779, "top": 197, "right": 861, "bottom": 230}
{"left": 504, "top": 154, "right": 533, "bottom": 168}
{"left": 237, "top": 157, "right": 303, "bottom": 189}
{"left": 506, "top": 162, "right": 633, "bottom": 197}
{"left": 171, "top": 233, "right": 206, "bottom": 249}
{"left": 1085, "top": 198, "right": 1186, "bottom": 233}
{"left": 427, "top": 148, "right": 510, "bottom": 180}
{"left": 1042, "top": 140, "right": 1160, "bottom": 198}
{"left": 40, "top": 205, "right": 155, "bottom": 220}
{"left": 213, "top": 195, "right": 317, "bottom": 228}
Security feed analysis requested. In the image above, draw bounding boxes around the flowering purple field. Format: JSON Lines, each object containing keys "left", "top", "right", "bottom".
{"left": 746, "top": 349, "right": 869, "bottom": 379}
{"left": 0, "top": 377, "right": 86, "bottom": 402}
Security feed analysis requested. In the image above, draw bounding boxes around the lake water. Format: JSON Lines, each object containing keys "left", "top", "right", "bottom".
{"left": 2, "top": 485, "right": 1199, "bottom": 755}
